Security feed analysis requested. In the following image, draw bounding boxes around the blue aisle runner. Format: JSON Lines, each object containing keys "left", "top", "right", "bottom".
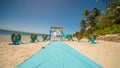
{"left": 16, "top": 41, "right": 102, "bottom": 68}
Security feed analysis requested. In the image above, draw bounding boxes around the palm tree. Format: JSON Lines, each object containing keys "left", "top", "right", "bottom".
{"left": 87, "top": 8, "right": 100, "bottom": 27}
{"left": 82, "top": 9, "right": 89, "bottom": 20}
{"left": 96, "top": 0, "right": 120, "bottom": 23}
{"left": 80, "top": 20, "right": 86, "bottom": 28}
{"left": 81, "top": 8, "right": 100, "bottom": 34}
{"left": 105, "top": 3, "right": 120, "bottom": 18}
{"left": 92, "top": 8, "right": 100, "bottom": 17}
{"left": 80, "top": 20, "right": 86, "bottom": 33}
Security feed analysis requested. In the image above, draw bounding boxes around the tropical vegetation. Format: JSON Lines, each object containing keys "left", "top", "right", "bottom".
{"left": 74, "top": 0, "right": 120, "bottom": 41}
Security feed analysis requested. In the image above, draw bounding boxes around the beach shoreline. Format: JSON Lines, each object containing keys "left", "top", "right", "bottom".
{"left": 0, "top": 36, "right": 120, "bottom": 68}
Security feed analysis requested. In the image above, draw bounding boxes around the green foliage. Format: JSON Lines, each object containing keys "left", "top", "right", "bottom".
{"left": 84, "top": 33, "right": 97, "bottom": 41}
{"left": 11, "top": 34, "right": 16, "bottom": 42}
{"left": 96, "top": 19, "right": 114, "bottom": 29}
{"left": 80, "top": 7, "right": 101, "bottom": 36}
{"left": 76, "top": 34, "right": 82, "bottom": 41}
{"left": 31, "top": 34, "right": 34, "bottom": 39}
{"left": 77, "top": 1, "right": 120, "bottom": 39}
{"left": 42, "top": 34, "right": 45, "bottom": 39}
{"left": 93, "top": 24, "right": 120, "bottom": 35}
{"left": 17, "top": 34, "right": 22, "bottom": 41}
{"left": 74, "top": 32, "right": 82, "bottom": 41}
{"left": 82, "top": 9, "right": 89, "bottom": 17}
{"left": 92, "top": 8, "right": 100, "bottom": 17}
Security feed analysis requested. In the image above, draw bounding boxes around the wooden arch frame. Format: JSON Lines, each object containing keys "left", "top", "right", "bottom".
{"left": 50, "top": 26, "right": 63, "bottom": 41}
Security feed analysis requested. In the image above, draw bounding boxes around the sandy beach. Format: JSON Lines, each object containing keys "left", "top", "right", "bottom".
{"left": 0, "top": 41, "right": 49, "bottom": 68}
{"left": 1, "top": 0, "right": 120, "bottom": 67}
{"left": 0, "top": 34, "right": 49, "bottom": 68}
{"left": 66, "top": 39, "right": 120, "bottom": 68}
{"left": 0, "top": 35, "right": 120, "bottom": 68}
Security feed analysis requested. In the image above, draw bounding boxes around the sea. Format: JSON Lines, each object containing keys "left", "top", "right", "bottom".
{"left": 0, "top": 29, "right": 47, "bottom": 41}
{"left": 0, "top": 29, "right": 46, "bottom": 36}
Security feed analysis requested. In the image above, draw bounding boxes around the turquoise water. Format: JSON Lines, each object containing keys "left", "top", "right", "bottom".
{"left": 16, "top": 41, "right": 102, "bottom": 68}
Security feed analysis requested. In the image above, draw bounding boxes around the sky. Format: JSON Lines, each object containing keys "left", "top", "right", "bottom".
{"left": 0, "top": 0, "right": 105, "bottom": 34}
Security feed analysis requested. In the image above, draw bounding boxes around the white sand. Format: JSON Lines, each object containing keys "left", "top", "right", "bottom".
{"left": 65, "top": 39, "right": 120, "bottom": 68}
{"left": 0, "top": 41, "right": 49, "bottom": 68}
{"left": 0, "top": 36, "right": 120, "bottom": 68}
